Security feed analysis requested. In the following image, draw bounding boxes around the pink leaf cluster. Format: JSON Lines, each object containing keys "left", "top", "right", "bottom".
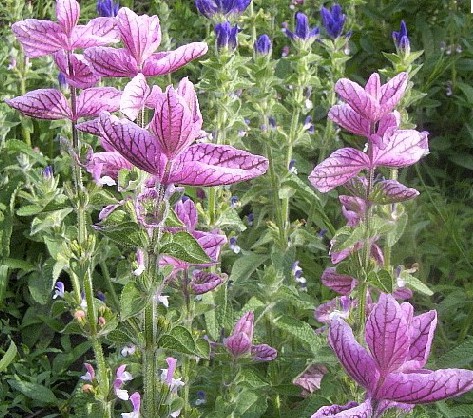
{"left": 309, "top": 72, "right": 429, "bottom": 194}
{"left": 312, "top": 294, "right": 473, "bottom": 417}
{"left": 84, "top": 8, "right": 208, "bottom": 77}
{"left": 85, "top": 78, "right": 268, "bottom": 188}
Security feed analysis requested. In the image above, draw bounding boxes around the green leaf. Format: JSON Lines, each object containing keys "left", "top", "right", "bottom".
{"left": 158, "top": 326, "right": 200, "bottom": 356}
{"left": 386, "top": 211, "right": 408, "bottom": 247}
{"left": 96, "top": 222, "right": 150, "bottom": 248}
{"left": 216, "top": 208, "right": 247, "bottom": 232}
{"left": 120, "top": 282, "right": 150, "bottom": 320}
{"left": 400, "top": 271, "right": 433, "bottom": 296}
{"left": 2, "top": 258, "right": 35, "bottom": 272}
{"left": 160, "top": 231, "right": 210, "bottom": 264}
{"left": 0, "top": 340, "right": 17, "bottom": 372}
{"left": 7, "top": 379, "right": 58, "bottom": 404}
{"left": 229, "top": 251, "right": 268, "bottom": 282}
{"left": 234, "top": 389, "right": 268, "bottom": 418}
{"left": 16, "top": 204, "right": 44, "bottom": 216}
{"left": 273, "top": 315, "right": 321, "bottom": 355}
{"left": 436, "top": 336, "right": 473, "bottom": 368}
{"left": 368, "top": 269, "right": 393, "bottom": 294}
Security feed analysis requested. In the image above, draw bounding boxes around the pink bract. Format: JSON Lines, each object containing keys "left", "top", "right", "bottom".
{"left": 11, "top": 0, "right": 118, "bottom": 58}
{"left": 313, "top": 294, "right": 473, "bottom": 417}
{"left": 84, "top": 7, "right": 208, "bottom": 77}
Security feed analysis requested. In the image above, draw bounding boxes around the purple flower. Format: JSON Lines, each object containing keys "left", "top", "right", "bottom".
{"left": 80, "top": 363, "right": 96, "bottom": 381}
{"left": 97, "top": 0, "right": 119, "bottom": 17}
{"left": 53, "top": 281, "right": 65, "bottom": 299}
{"left": 254, "top": 34, "right": 272, "bottom": 56}
{"left": 284, "top": 12, "right": 319, "bottom": 42}
{"left": 11, "top": 0, "right": 118, "bottom": 58}
{"left": 229, "top": 236, "right": 241, "bottom": 253}
{"left": 214, "top": 21, "right": 239, "bottom": 51}
{"left": 320, "top": 3, "right": 346, "bottom": 39}
{"left": 195, "top": 0, "right": 251, "bottom": 19}
{"left": 392, "top": 20, "right": 410, "bottom": 54}
{"left": 114, "top": 364, "right": 132, "bottom": 400}
{"left": 85, "top": 8, "right": 208, "bottom": 77}
{"left": 312, "top": 293, "right": 473, "bottom": 417}
{"left": 160, "top": 357, "right": 185, "bottom": 392}
{"left": 121, "top": 392, "right": 140, "bottom": 418}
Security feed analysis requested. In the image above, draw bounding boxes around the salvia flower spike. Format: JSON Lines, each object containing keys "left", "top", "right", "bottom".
{"left": 284, "top": 12, "right": 319, "bottom": 42}
{"left": 12, "top": 0, "right": 119, "bottom": 58}
{"left": 312, "top": 293, "right": 473, "bottom": 417}
{"left": 85, "top": 7, "right": 208, "bottom": 77}
{"left": 195, "top": 0, "right": 251, "bottom": 19}
{"left": 392, "top": 20, "right": 410, "bottom": 54}
{"left": 320, "top": 3, "right": 346, "bottom": 39}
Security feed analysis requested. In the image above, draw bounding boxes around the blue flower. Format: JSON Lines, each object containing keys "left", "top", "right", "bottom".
{"left": 284, "top": 12, "right": 319, "bottom": 42}
{"left": 53, "top": 281, "right": 65, "bottom": 299}
{"left": 214, "top": 21, "right": 240, "bottom": 51}
{"left": 392, "top": 20, "right": 410, "bottom": 54}
{"left": 320, "top": 4, "right": 346, "bottom": 39}
{"left": 97, "top": 0, "right": 119, "bottom": 17}
{"left": 254, "top": 34, "right": 272, "bottom": 56}
{"left": 195, "top": 0, "right": 251, "bottom": 19}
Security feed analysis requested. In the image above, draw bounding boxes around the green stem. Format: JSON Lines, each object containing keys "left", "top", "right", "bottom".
{"left": 66, "top": 51, "right": 108, "bottom": 407}
{"left": 142, "top": 244, "right": 160, "bottom": 417}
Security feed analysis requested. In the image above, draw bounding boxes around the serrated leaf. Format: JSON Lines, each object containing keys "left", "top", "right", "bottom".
{"left": 273, "top": 315, "right": 320, "bottom": 355}
{"left": 158, "top": 326, "right": 199, "bottom": 356}
{"left": 8, "top": 379, "right": 58, "bottom": 404}
{"left": 95, "top": 222, "right": 150, "bottom": 248}
{"left": 16, "top": 205, "right": 44, "bottom": 216}
{"left": 2, "top": 258, "right": 36, "bottom": 272}
{"left": 436, "top": 336, "right": 473, "bottom": 368}
{"left": 120, "top": 282, "right": 150, "bottom": 320}
{"left": 160, "top": 231, "right": 210, "bottom": 264}
{"left": 0, "top": 340, "right": 17, "bottom": 372}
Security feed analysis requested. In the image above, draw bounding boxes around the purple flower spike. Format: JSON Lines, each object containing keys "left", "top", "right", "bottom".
{"left": 284, "top": 12, "right": 319, "bottom": 42}
{"left": 392, "top": 20, "right": 410, "bottom": 54}
{"left": 85, "top": 8, "right": 208, "bottom": 77}
{"left": 195, "top": 0, "right": 251, "bottom": 19}
{"left": 97, "top": 0, "right": 119, "bottom": 17}
{"left": 190, "top": 270, "right": 223, "bottom": 294}
{"left": 314, "top": 293, "right": 473, "bottom": 417}
{"left": 251, "top": 344, "right": 277, "bottom": 361}
{"left": 214, "top": 21, "right": 240, "bottom": 51}
{"left": 320, "top": 3, "right": 346, "bottom": 39}
{"left": 254, "top": 34, "right": 272, "bottom": 55}
{"left": 11, "top": 0, "right": 119, "bottom": 58}
{"left": 311, "top": 400, "right": 372, "bottom": 418}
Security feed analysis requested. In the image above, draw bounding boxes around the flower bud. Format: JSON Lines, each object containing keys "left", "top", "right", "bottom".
{"left": 254, "top": 34, "right": 272, "bottom": 56}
